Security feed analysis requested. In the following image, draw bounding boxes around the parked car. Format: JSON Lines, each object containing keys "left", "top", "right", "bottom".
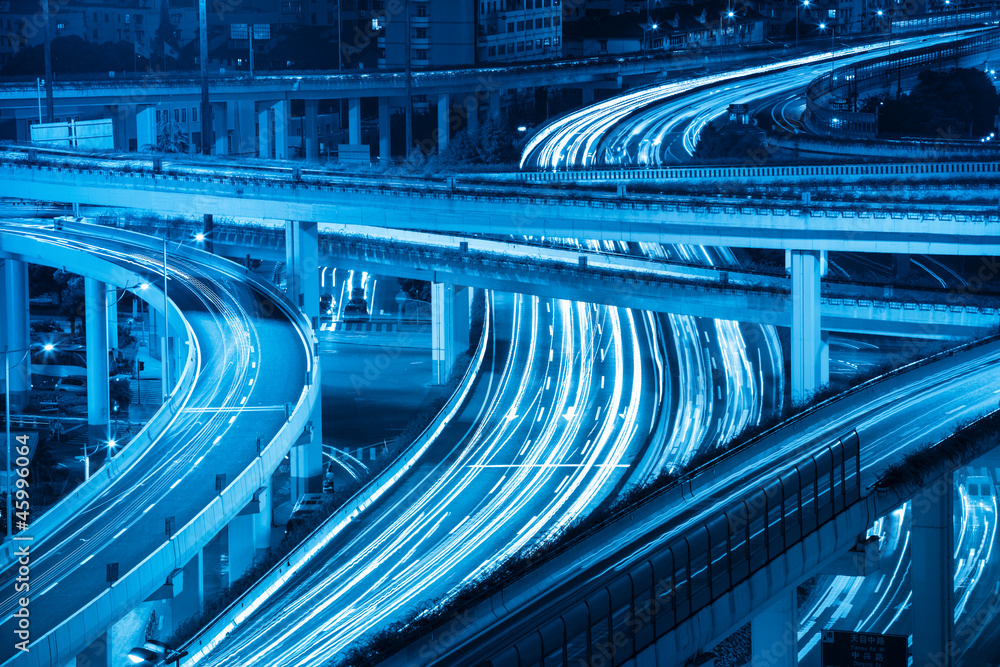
{"left": 55, "top": 376, "right": 87, "bottom": 394}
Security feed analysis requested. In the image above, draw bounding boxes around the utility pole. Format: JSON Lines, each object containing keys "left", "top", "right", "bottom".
{"left": 199, "top": 0, "right": 211, "bottom": 155}
{"left": 404, "top": 0, "right": 412, "bottom": 159}
{"left": 42, "top": 0, "right": 53, "bottom": 122}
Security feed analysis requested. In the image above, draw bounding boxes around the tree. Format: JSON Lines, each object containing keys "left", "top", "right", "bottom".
{"left": 876, "top": 67, "right": 1000, "bottom": 138}
{"left": 475, "top": 118, "right": 518, "bottom": 164}
{"left": 154, "top": 119, "right": 190, "bottom": 153}
{"left": 59, "top": 276, "right": 86, "bottom": 336}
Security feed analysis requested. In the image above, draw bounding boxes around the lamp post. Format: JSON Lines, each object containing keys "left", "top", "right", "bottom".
{"left": 128, "top": 639, "right": 188, "bottom": 666}
{"left": 796, "top": 0, "right": 811, "bottom": 48}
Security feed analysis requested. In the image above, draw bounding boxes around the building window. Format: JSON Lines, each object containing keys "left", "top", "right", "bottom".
{"left": 553, "top": 15, "right": 560, "bottom": 25}
{"left": 416, "top": 5, "right": 427, "bottom": 16}
{"left": 516, "top": 20, "right": 524, "bottom": 30}
{"left": 124, "top": 13, "right": 130, "bottom": 23}
{"left": 415, "top": 49, "right": 427, "bottom": 59}
{"left": 526, "top": 40, "right": 533, "bottom": 50}
{"left": 415, "top": 27, "right": 426, "bottom": 38}
{"left": 104, "top": 13, "right": 109, "bottom": 21}
{"left": 507, "top": 21, "right": 514, "bottom": 32}
{"left": 544, "top": 16, "right": 550, "bottom": 27}
{"left": 192, "top": 107, "right": 197, "bottom": 122}
{"left": 535, "top": 18, "right": 542, "bottom": 28}
{"left": 498, "top": 44, "right": 505, "bottom": 54}
{"left": 488, "top": 45, "right": 496, "bottom": 56}
{"left": 231, "top": 23, "right": 248, "bottom": 39}
{"left": 181, "top": 108, "right": 186, "bottom": 122}
{"left": 56, "top": 22, "right": 65, "bottom": 29}
{"left": 517, "top": 40, "right": 524, "bottom": 51}
{"left": 174, "top": 109, "right": 179, "bottom": 122}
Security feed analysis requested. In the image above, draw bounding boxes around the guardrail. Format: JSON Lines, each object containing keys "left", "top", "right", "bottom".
{"left": 511, "top": 158, "right": 1000, "bottom": 184}
{"left": 0, "top": 225, "right": 199, "bottom": 566}
{"left": 12, "top": 225, "right": 320, "bottom": 667}
{"left": 805, "top": 29, "right": 1000, "bottom": 135}
{"left": 178, "top": 291, "right": 493, "bottom": 666}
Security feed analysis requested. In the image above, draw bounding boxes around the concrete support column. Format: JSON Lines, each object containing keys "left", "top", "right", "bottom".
{"left": 285, "top": 220, "right": 323, "bottom": 496}
{"left": 253, "top": 479, "right": 272, "bottom": 551}
{"left": 466, "top": 94, "right": 480, "bottom": 135}
{"left": 85, "top": 278, "right": 110, "bottom": 450}
{"left": 790, "top": 249, "right": 825, "bottom": 403}
{"left": 272, "top": 100, "right": 289, "bottom": 160}
{"left": 437, "top": 92, "right": 450, "bottom": 153}
{"left": 77, "top": 631, "right": 112, "bottom": 667}
{"left": 751, "top": 589, "right": 798, "bottom": 667}
{"left": 135, "top": 104, "right": 156, "bottom": 151}
{"left": 232, "top": 99, "right": 256, "bottom": 157}
{"left": 3, "top": 260, "right": 30, "bottom": 412}
{"left": 488, "top": 90, "right": 501, "bottom": 120}
{"left": 378, "top": 98, "right": 392, "bottom": 161}
{"left": 171, "top": 549, "right": 204, "bottom": 634}
{"left": 304, "top": 98, "right": 318, "bottom": 161}
{"left": 348, "top": 97, "right": 361, "bottom": 145}
{"left": 107, "top": 286, "right": 119, "bottom": 350}
{"left": 911, "top": 473, "right": 955, "bottom": 667}
{"left": 227, "top": 512, "right": 256, "bottom": 586}
{"left": 213, "top": 101, "right": 229, "bottom": 156}
{"left": 431, "top": 282, "right": 470, "bottom": 385}
{"left": 257, "top": 103, "right": 272, "bottom": 158}
{"left": 893, "top": 253, "right": 911, "bottom": 280}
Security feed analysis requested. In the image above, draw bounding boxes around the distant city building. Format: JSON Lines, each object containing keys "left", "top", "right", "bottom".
{"left": 563, "top": 2, "right": 765, "bottom": 57}
{"left": 376, "top": 1, "right": 475, "bottom": 69}
{"left": 476, "top": 0, "right": 563, "bottom": 64}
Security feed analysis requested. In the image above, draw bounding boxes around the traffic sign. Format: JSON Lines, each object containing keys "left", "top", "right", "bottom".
{"left": 822, "top": 630, "right": 907, "bottom": 666}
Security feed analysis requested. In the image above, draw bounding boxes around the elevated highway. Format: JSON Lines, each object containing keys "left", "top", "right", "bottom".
{"left": 379, "top": 335, "right": 1000, "bottom": 667}
{"left": 0, "top": 222, "right": 318, "bottom": 667}
{"left": 111, "top": 217, "right": 1000, "bottom": 339}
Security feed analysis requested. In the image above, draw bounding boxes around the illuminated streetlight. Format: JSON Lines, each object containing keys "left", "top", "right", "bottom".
{"left": 796, "top": 0, "right": 811, "bottom": 48}
{"left": 194, "top": 232, "right": 205, "bottom": 242}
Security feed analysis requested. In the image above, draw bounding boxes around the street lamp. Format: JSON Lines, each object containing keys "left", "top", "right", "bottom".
{"left": 128, "top": 639, "right": 188, "bottom": 666}
{"left": 796, "top": 0, "right": 811, "bottom": 48}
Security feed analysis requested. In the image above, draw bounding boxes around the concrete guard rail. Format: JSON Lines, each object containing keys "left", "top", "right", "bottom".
{"left": 0, "top": 225, "right": 198, "bottom": 566}
{"left": 178, "top": 292, "right": 493, "bottom": 666}
{"left": 11, "top": 226, "right": 320, "bottom": 667}
{"left": 379, "top": 333, "right": 1000, "bottom": 666}
{"left": 508, "top": 158, "right": 1000, "bottom": 185}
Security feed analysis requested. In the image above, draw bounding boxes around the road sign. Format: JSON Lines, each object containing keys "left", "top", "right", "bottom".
{"left": 822, "top": 630, "right": 907, "bottom": 666}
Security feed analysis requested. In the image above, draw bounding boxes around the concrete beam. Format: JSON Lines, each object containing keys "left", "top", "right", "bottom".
{"left": 213, "top": 101, "right": 228, "bottom": 156}
{"left": 2, "top": 259, "right": 30, "bottom": 412}
{"left": 85, "top": 277, "right": 111, "bottom": 451}
{"left": 911, "top": 473, "right": 955, "bottom": 667}
{"left": 107, "top": 287, "right": 119, "bottom": 350}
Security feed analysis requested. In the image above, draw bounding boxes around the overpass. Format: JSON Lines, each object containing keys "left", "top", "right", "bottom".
{"left": 0, "top": 148, "right": 997, "bottom": 399}
{"left": 376, "top": 335, "right": 1000, "bottom": 667}
{"left": 110, "top": 216, "right": 1000, "bottom": 341}
{"left": 0, "top": 222, "right": 320, "bottom": 667}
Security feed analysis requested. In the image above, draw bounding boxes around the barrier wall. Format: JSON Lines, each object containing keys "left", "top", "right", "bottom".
{"left": 178, "top": 292, "right": 493, "bottom": 666}
{"left": 7, "top": 223, "right": 320, "bottom": 667}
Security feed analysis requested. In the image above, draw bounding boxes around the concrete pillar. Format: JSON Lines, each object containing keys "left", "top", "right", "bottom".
{"left": 911, "top": 473, "right": 955, "bottom": 667}
{"left": 85, "top": 278, "right": 111, "bottom": 450}
{"left": 213, "top": 101, "right": 228, "bottom": 156}
{"left": 790, "top": 249, "right": 824, "bottom": 403}
{"left": 285, "top": 220, "right": 323, "bottom": 496}
{"left": 171, "top": 549, "right": 204, "bottom": 634}
{"left": 437, "top": 92, "right": 450, "bottom": 153}
{"left": 488, "top": 90, "right": 501, "bottom": 120}
{"left": 232, "top": 99, "right": 256, "bottom": 157}
{"left": 272, "top": 100, "right": 289, "bottom": 160}
{"left": 3, "top": 260, "right": 30, "bottom": 412}
{"left": 348, "top": 97, "right": 361, "bottom": 145}
{"left": 77, "top": 631, "right": 111, "bottom": 667}
{"left": 893, "top": 253, "right": 911, "bottom": 280}
{"left": 750, "top": 589, "right": 798, "bottom": 667}
{"left": 253, "top": 480, "right": 272, "bottom": 551}
{"left": 136, "top": 104, "right": 156, "bottom": 151}
{"left": 304, "top": 98, "right": 318, "bottom": 161}
{"left": 378, "top": 98, "right": 391, "bottom": 161}
{"left": 466, "top": 94, "right": 480, "bottom": 135}
{"left": 257, "top": 103, "right": 272, "bottom": 158}
{"left": 228, "top": 512, "right": 256, "bottom": 586}
{"left": 432, "top": 282, "right": 470, "bottom": 385}
{"left": 581, "top": 87, "right": 595, "bottom": 106}
{"left": 107, "top": 286, "right": 119, "bottom": 351}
